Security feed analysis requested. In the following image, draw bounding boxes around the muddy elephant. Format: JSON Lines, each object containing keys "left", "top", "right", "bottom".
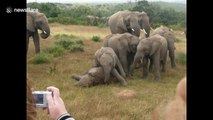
{"left": 93, "top": 47, "right": 127, "bottom": 86}
{"left": 72, "top": 66, "right": 127, "bottom": 87}
{"left": 108, "top": 10, "right": 150, "bottom": 37}
{"left": 27, "top": 12, "right": 50, "bottom": 54}
{"left": 130, "top": 34, "right": 168, "bottom": 80}
{"left": 103, "top": 33, "right": 140, "bottom": 76}
{"left": 151, "top": 26, "right": 176, "bottom": 68}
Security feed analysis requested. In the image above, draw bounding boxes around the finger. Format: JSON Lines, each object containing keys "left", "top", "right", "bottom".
{"left": 46, "top": 92, "right": 54, "bottom": 109}
{"left": 47, "top": 86, "right": 60, "bottom": 99}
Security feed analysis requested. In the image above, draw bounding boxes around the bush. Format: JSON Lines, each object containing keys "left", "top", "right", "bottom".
{"left": 43, "top": 45, "right": 65, "bottom": 57}
{"left": 69, "top": 44, "right": 84, "bottom": 52}
{"left": 75, "top": 39, "right": 84, "bottom": 45}
{"left": 91, "top": 35, "right": 101, "bottom": 42}
{"left": 175, "top": 52, "right": 186, "bottom": 64}
{"left": 54, "top": 34, "right": 76, "bottom": 40}
{"left": 55, "top": 39, "right": 76, "bottom": 49}
{"left": 30, "top": 53, "right": 51, "bottom": 64}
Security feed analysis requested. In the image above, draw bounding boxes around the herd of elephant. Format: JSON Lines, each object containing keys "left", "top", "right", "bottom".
{"left": 27, "top": 10, "right": 177, "bottom": 87}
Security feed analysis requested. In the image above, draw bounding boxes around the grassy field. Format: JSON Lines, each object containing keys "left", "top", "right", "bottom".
{"left": 27, "top": 23, "right": 186, "bottom": 120}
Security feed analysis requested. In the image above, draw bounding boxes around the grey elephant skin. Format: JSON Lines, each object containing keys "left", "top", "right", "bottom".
{"left": 103, "top": 33, "right": 140, "bottom": 76}
{"left": 131, "top": 34, "right": 168, "bottom": 80}
{"left": 27, "top": 12, "right": 50, "bottom": 54}
{"left": 72, "top": 67, "right": 127, "bottom": 87}
{"left": 108, "top": 10, "right": 150, "bottom": 37}
{"left": 151, "top": 26, "right": 176, "bottom": 68}
{"left": 93, "top": 47, "right": 127, "bottom": 86}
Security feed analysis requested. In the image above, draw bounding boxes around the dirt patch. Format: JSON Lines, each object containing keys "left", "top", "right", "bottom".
{"left": 115, "top": 89, "right": 137, "bottom": 99}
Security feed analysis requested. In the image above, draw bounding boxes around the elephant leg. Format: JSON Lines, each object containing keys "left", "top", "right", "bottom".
{"left": 161, "top": 52, "right": 168, "bottom": 72}
{"left": 168, "top": 46, "right": 176, "bottom": 68}
{"left": 115, "top": 56, "right": 126, "bottom": 79}
{"left": 149, "top": 58, "right": 154, "bottom": 73}
{"left": 112, "top": 68, "right": 127, "bottom": 86}
{"left": 142, "top": 57, "right": 149, "bottom": 79}
{"left": 32, "top": 32, "right": 40, "bottom": 54}
{"left": 153, "top": 54, "right": 161, "bottom": 80}
{"left": 127, "top": 53, "right": 134, "bottom": 70}
{"left": 118, "top": 52, "right": 129, "bottom": 76}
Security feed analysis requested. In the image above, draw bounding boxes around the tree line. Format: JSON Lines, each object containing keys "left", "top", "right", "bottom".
{"left": 27, "top": 0, "right": 186, "bottom": 30}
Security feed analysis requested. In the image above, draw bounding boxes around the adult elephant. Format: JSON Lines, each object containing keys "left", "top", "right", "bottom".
{"left": 93, "top": 47, "right": 127, "bottom": 86}
{"left": 72, "top": 66, "right": 127, "bottom": 87}
{"left": 27, "top": 12, "right": 50, "bottom": 54}
{"left": 151, "top": 26, "right": 176, "bottom": 68}
{"left": 130, "top": 34, "right": 168, "bottom": 80}
{"left": 103, "top": 33, "right": 140, "bottom": 76}
{"left": 108, "top": 10, "right": 150, "bottom": 37}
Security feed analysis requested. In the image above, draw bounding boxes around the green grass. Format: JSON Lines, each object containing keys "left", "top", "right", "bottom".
{"left": 29, "top": 53, "right": 51, "bottom": 64}
{"left": 91, "top": 35, "right": 101, "bottom": 42}
{"left": 43, "top": 45, "right": 65, "bottom": 57}
{"left": 175, "top": 38, "right": 185, "bottom": 43}
{"left": 69, "top": 44, "right": 84, "bottom": 52}
{"left": 175, "top": 52, "right": 186, "bottom": 64}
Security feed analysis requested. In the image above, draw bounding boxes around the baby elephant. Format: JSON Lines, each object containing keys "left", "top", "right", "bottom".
{"left": 72, "top": 66, "right": 127, "bottom": 87}
{"left": 93, "top": 47, "right": 127, "bottom": 86}
{"left": 130, "top": 34, "right": 168, "bottom": 80}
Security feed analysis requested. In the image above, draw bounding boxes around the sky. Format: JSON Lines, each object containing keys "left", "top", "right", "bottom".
{"left": 27, "top": 0, "right": 186, "bottom": 4}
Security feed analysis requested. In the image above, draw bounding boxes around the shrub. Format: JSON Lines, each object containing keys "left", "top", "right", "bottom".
{"left": 91, "top": 35, "right": 101, "bottom": 42}
{"left": 175, "top": 38, "right": 183, "bottom": 43}
{"left": 75, "top": 39, "right": 84, "bottom": 45}
{"left": 54, "top": 34, "right": 76, "bottom": 40}
{"left": 175, "top": 52, "right": 186, "bottom": 64}
{"left": 69, "top": 44, "right": 84, "bottom": 52}
{"left": 30, "top": 53, "right": 51, "bottom": 64}
{"left": 55, "top": 39, "right": 76, "bottom": 49}
{"left": 43, "top": 45, "right": 65, "bottom": 57}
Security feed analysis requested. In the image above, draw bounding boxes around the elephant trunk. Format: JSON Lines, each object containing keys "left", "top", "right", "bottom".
{"left": 40, "top": 23, "right": 50, "bottom": 39}
{"left": 130, "top": 22, "right": 141, "bottom": 37}
{"left": 142, "top": 21, "right": 150, "bottom": 38}
{"left": 130, "top": 53, "right": 143, "bottom": 74}
{"left": 102, "top": 65, "right": 112, "bottom": 84}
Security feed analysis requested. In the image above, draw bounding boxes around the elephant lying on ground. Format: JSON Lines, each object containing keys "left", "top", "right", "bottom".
{"left": 103, "top": 33, "right": 140, "bottom": 76}
{"left": 108, "top": 10, "right": 150, "bottom": 37}
{"left": 27, "top": 12, "right": 50, "bottom": 54}
{"left": 93, "top": 47, "right": 127, "bottom": 86}
{"left": 72, "top": 66, "right": 127, "bottom": 87}
{"left": 151, "top": 26, "right": 176, "bottom": 68}
{"left": 130, "top": 34, "right": 168, "bottom": 80}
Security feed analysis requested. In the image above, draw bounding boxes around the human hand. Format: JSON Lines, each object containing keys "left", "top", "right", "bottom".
{"left": 46, "top": 86, "right": 68, "bottom": 120}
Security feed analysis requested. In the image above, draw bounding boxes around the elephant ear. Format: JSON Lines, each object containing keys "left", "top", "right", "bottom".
{"left": 123, "top": 15, "right": 131, "bottom": 29}
{"left": 150, "top": 40, "right": 162, "bottom": 56}
{"left": 27, "top": 12, "right": 36, "bottom": 32}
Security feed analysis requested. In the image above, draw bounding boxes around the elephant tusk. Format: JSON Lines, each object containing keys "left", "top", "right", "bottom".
{"left": 143, "top": 29, "right": 147, "bottom": 34}
{"left": 131, "top": 28, "right": 135, "bottom": 31}
{"left": 43, "top": 31, "right": 47, "bottom": 34}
